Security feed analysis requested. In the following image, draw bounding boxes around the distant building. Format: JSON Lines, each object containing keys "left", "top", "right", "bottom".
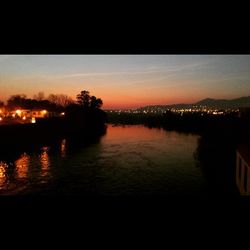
{"left": 236, "top": 144, "right": 250, "bottom": 195}
{"left": 9, "top": 109, "right": 64, "bottom": 119}
{"left": 0, "top": 108, "right": 65, "bottom": 125}
{"left": 13, "top": 109, "right": 49, "bottom": 119}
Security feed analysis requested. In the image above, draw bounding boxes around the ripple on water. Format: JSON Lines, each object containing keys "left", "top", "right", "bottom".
{"left": 0, "top": 125, "right": 205, "bottom": 196}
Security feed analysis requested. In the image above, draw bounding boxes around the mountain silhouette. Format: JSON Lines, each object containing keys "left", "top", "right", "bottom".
{"left": 195, "top": 96, "right": 250, "bottom": 108}
{"left": 137, "top": 96, "right": 250, "bottom": 110}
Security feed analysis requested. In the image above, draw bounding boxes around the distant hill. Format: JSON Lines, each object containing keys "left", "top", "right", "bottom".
{"left": 195, "top": 96, "right": 250, "bottom": 108}
{"left": 137, "top": 96, "right": 250, "bottom": 110}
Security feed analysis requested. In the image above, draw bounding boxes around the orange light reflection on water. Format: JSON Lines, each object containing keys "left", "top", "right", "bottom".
{"left": 107, "top": 125, "right": 165, "bottom": 142}
{"left": 40, "top": 147, "right": 51, "bottom": 178}
{"left": 15, "top": 153, "right": 30, "bottom": 179}
{"left": 0, "top": 162, "right": 7, "bottom": 188}
{"left": 61, "top": 139, "right": 66, "bottom": 157}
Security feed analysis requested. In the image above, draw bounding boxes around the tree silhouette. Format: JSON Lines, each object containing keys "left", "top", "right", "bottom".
{"left": 7, "top": 94, "right": 27, "bottom": 109}
{"left": 48, "top": 94, "right": 74, "bottom": 107}
{"left": 33, "top": 91, "right": 45, "bottom": 101}
{"left": 90, "top": 96, "right": 103, "bottom": 109}
{"left": 76, "top": 90, "right": 103, "bottom": 109}
{"left": 7, "top": 94, "right": 59, "bottom": 111}
{"left": 76, "top": 90, "right": 90, "bottom": 108}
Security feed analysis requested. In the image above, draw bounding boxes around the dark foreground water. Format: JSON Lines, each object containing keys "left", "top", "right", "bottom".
{"left": 0, "top": 125, "right": 210, "bottom": 196}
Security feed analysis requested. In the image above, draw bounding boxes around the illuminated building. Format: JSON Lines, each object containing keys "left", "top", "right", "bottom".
{"left": 5, "top": 109, "right": 49, "bottom": 119}
{"left": 21, "top": 109, "right": 48, "bottom": 118}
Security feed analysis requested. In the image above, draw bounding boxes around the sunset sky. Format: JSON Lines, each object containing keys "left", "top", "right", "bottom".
{"left": 0, "top": 55, "right": 250, "bottom": 109}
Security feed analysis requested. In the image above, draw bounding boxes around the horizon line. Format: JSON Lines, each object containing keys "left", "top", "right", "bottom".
{"left": 103, "top": 95, "right": 250, "bottom": 110}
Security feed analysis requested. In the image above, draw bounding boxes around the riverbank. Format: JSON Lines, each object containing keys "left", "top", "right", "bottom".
{"left": 107, "top": 112, "right": 250, "bottom": 139}
{"left": 0, "top": 113, "right": 107, "bottom": 163}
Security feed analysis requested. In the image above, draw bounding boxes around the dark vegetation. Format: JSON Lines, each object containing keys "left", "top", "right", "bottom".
{"left": 5, "top": 92, "right": 74, "bottom": 112}
{"left": 0, "top": 90, "right": 107, "bottom": 183}
{"left": 107, "top": 110, "right": 250, "bottom": 142}
{"left": 107, "top": 111, "right": 240, "bottom": 133}
{"left": 0, "top": 90, "right": 107, "bottom": 150}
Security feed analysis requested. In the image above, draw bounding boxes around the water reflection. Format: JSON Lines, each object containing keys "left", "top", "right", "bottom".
{"left": 39, "top": 147, "right": 51, "bottom": 179}
{"left": 0, "top": 125, "right": 214, "bottom": 196}
{"left": 95, "top": 125, "right": 204, "bottom": 196}
{"left": 0, "top": 162, "right": 7, "bottom": 189}
{"left": 15, "top": 153, "right": 29, "bottom": 179}
{"left": 0, "top": 124, "right": 107, "bottom": 194}
{"left": 0, "top": 153, "right": 30, "bottom": 193}
{"left": 61, "top": 139, "right": 66, "bottom": 158}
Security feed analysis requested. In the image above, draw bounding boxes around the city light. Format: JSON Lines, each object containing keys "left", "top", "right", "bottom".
{"left": 42, "top": 110, "right": 47, "bottom": 115}
{"left": 0, "top": 117, "right": 2, "bottom": 121}
{"left": 105, "top": 105, "right": 236, "bottom": 115}
{"left": 16, "top": 110, "right": 22, "bottom": 116}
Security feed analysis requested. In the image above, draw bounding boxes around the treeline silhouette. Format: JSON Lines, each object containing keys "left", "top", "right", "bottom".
{"left": 107, "top": 111, "right": 244, "bottom": 133}
{"left": 108, "top": 111, "right": 250, "bottom": 137}
{"left": 0, "top": 90, "right": 107, "bottom": 147}
{"left": 7, "top": 94, "right": 62, "bottom": 111}
{"left": 3, "top": 92, "right": 73, "bottom": 112}
{"left": 1, "top": 90, "right": 104, "bottom": 112}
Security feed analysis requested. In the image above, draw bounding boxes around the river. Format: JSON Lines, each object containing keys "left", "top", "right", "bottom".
{"left": 0, "top": 125, "right": 209, "bottom": 196}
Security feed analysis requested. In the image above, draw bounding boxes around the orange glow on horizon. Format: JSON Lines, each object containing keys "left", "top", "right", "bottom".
{"left": 102, "top": 97, "right": 198, "bottom": 109}
{"left": 1, "top": 55, "right": 250, "bottom": 111}
{"left": 0, "top": 90, "right": 199, "bottom": 109}
{"left": 0, "top": 79, "right": 218, "bottom": 110}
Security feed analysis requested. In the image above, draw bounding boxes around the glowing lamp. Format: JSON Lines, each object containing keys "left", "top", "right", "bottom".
{"left": 61, "top": 112, "right": 65, "bottom": 116}
{"left": 42, "top": 110, "right": 47, "bottom": 115}
{"left": 16, "top": 110, "right": 22, "bottom": 116}
{"left": 0, "top": 117, "right": 2, "bottom": 121}
{"left": 22, "top": 116, "right": 26, "bottom": 120}
{"left": 31, "top": 117, "right": 36, "bottom": 123}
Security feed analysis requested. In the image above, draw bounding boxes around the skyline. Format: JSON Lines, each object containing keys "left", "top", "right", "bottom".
{"left": 0, "top": 55, "right": 250, "bottom": 109}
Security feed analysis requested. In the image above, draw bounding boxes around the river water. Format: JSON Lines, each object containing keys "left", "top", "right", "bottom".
{"left": 0, "top": 125, "right": 209, "bottom": 196}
